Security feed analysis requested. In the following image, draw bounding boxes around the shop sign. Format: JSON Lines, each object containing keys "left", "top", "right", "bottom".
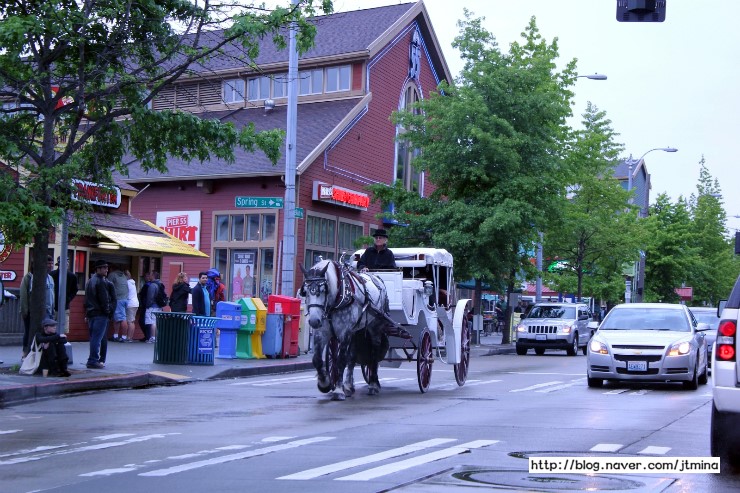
{"left": 156, "top": 210, "right": 201, "bottom": 251}
{"left": 0, "top": 230, "right": 11, "bottom": 263}
{"left": 71, "top": 179, "right": 121, "bottom": 208}
{"left": 312, "top": 181, "right": 369, "bottom": 210}
{"left": 0, "top": 270, "right": 16, "bottom": 281}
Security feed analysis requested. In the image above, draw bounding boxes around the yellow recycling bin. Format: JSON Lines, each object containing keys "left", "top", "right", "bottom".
{"left": 251, "top": 297, "right": 267, "bottom": 359}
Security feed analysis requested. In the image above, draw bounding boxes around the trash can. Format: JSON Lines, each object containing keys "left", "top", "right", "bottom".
{"left": 251, "top": 297, "right": 267, "bottom": 359}
{"left": 236, "top": 297, "right": 257, "bottom": 359}
{"left": 263, "top": 313, "right": 284, "bottom": 358}
{"left": 188, "top": 316, "right": 217, "bottom": 365}
{"left": 268, "top": 295, "right": 301, "bottom": 358}
{"left": 153, "top": 312, "right": 193, "bottom": 364}
{"left": 216, "top": 301, "right": 241, "bottom": 359}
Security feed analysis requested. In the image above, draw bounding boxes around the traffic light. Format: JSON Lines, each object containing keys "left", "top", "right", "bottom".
{"left": 616, "top": 0, "right": 667, "bottom": 22}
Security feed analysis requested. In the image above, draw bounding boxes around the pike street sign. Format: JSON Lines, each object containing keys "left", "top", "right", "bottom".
{"left": 235, "top": 197, "right": 284, "bottom": 209}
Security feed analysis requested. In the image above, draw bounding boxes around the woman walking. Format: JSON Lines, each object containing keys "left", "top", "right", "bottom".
{"left": 169, "top": 272, "right": 191, "bottom": 313}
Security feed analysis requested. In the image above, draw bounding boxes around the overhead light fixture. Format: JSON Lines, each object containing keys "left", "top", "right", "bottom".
{"left": 95, "top": 241, "right": 120, "bottom": 250}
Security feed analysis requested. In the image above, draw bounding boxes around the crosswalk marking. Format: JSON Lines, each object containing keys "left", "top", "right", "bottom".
{"left": 639, "top": 446, "right": 671, "bottom": 455}
{"left": 590, "top": 443, "right": 623, "bottom": 452}
{"left": 0, "top": 430, "right": 21, "bottom": 435}
{"left": 536, "top": 378, "right": 585, "bottom": 393}
{"left": 335, "top": 440, "right": 499, "bottom": 481}
{"left": 139, "top": 437, "right": 335, "bottom": 477}
{"left": 510, "top": 381, "right": 563, "bottom": 393}
{"left": 277, "top": 438, "right": 456, "bottom": 480}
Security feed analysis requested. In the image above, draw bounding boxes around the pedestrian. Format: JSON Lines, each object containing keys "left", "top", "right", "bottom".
{"left": 206, "top": 268, "right": 225, "bottom": 315}
{"left": 50, "top": 256, "right": 78, "bottom": 335}
{"left": 19, "top": 256, "right": 56, "bottom": 359}
{"left": 357, "top": 229, "right": 396, "bottom": 272}
{"left": 107, "top": 264, "right": 129, "bottom": 342}
{"left": 84, "top": 260, "right": 115, "bottom": 369}
{"left": 143, "top": 271, "right": 162, "bottom": 343}
{"left": 170, "top": 272, "right": 191, "bottom": 313}
{"left": 36, "top": 318, "right": 71, "bottom": 377}
{"left": 137, "top": 272, "right": 152, "bottom": 341}
{"left": 123, "top": 270, "right": 138, "bottom": 342}
{"left": 191, "top": 271, "right": 211, "bottom": 316}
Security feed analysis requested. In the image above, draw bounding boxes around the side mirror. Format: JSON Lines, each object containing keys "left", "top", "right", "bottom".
{"left": 718, "top": 300, "right": 727, "bottom": 317}
{"left": 696, "top": 322, "right": 710, "bottom": 332}
{"left": 587, "top": 321, "right": 599, "bottom": 331}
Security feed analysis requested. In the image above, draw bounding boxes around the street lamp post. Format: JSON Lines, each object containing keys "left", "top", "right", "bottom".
{"left": 624, "top": 146, "right": 678, "bottom": 303}
{"left": 534, "top": 73, "right": 607, "bottom": 303}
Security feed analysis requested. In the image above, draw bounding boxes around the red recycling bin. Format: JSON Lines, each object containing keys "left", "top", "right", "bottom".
{"left": 268, "top": 295, "right": 301, "bottom": 358}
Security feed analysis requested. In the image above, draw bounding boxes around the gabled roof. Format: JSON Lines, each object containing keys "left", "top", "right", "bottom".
{"left": 120, "top": 97, "right": 366, "bottom": 182}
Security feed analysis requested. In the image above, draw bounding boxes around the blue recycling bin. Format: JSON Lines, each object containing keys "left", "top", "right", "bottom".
{"left": 216, "top": 301, "right": 241, "bottom": 359}
{"left": 189, "top": 316, "right": 217, "bottom": 365}
{"left": 263, "top": 313, "right": 284, "bottom": 358}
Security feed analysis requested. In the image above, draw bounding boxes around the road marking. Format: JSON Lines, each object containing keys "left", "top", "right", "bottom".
{"left": 231, "top": 375, "right": 316, "bottom": 386}
{"left": 510, "top": 381, "right": 563, "bottom": 392}
{"left": 630, "top": 389, "right": 651, "bottom": 395}
{"left": 277, "top": 438, "right": 457, "bottom": 480}
{"left": 335, "top": 440, "right": 499, "bottom": 481}
{"left": 639, "top": 446, "right": 671, "bottom": 455}
{"left": 94, "top": 434, "right": 136, "bottom": 440}
{"left": 590, "top": 443, "right": 623, "bottom": 452}
{"left": 0, "top": 430, "right": 21, "bottom": 435}
{"left": 535, "top": 378, "right": 585, "bottom": 393}
{"left": 604, "top": 389, "right": 631, "bottom": 394}
{"left": 139, "top": 437, "right": 335, "bottom": 477}
{"left": 440, "top": 379, "right": 501, "bottom": 390}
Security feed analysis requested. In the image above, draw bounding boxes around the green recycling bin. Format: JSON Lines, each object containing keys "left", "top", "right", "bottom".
{"left": 153, "top": 311, "right": 193, "bottom": 364}
{"left": 236, "top": 298, "right": 257, "bottom": 359}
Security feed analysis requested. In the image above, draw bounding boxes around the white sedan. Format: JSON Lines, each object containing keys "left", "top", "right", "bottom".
{"left": 587, "top": 303, "right": 710, "bottom": 390}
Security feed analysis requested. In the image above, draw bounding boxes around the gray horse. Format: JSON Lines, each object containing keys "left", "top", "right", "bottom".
{"left": 300, "top": 259, "right": 390, "bottom": 400}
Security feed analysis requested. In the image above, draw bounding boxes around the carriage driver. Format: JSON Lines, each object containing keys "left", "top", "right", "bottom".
{"left": 357, "top": 229, "right": 397, "bottom": 272}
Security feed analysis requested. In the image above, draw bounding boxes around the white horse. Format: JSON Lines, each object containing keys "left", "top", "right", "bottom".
{"left": 300, "top": 259, "right": 390, "bottom": 400}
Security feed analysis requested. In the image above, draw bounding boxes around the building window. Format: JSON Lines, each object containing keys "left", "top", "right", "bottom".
{"left": 215, "top": 213, "right": 276, "bottom": 242}
{"left": 259, "top": 248, "right": 274, "bottom": 301}
{"left": 305, "top": 215, "right": 337, "bottom": 266}
{"left": 338, "top": 222, "right": 363, "bottom": 254}
{"left": 326, "top": 65, "right": 351, "bottom": 92}
{"left": 395, "top": 83, "right": 422, "bottom": 193}
{"left": 247, "top": 76, "right": 270, "bottom": 101}
{"left": 223, "top": 79, "right": 245, "bottom": 103}
{"left": 299, "top": 69, "right": 323, "bottom": 95}
{"left": 273, "top": 73, "right": 288, "bottom": 98}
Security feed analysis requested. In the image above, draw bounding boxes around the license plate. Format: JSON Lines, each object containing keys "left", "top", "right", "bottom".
{"left": 536, "top": 334, "right": 547, "bottom": 341}
{"left": 627, "top": 361, "right": 647, "bottom": 372}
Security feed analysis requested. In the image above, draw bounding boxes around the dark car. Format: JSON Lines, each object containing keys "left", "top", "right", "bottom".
{"left": 690, "top": 307, "right": 720, "bottom": 369}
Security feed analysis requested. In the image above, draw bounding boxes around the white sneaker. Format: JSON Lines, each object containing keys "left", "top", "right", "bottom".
{"left": 146, "top": 337, "right": 156, "bottom": 344}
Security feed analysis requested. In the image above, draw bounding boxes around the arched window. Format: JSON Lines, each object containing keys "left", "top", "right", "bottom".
{"left": 395, "top": 83, "right": 422, "bottom": 194}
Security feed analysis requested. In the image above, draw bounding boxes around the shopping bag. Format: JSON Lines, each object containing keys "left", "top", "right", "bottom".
{"left": 19, "top": 338, "right": 42, "bottom": 375}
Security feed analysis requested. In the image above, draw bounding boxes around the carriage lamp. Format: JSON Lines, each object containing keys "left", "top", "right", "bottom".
{"left": 423, "top": 281, "right": 434, "bottom": 297}
{"left": 668, "top": 341, "right": 691, "bottom": 356}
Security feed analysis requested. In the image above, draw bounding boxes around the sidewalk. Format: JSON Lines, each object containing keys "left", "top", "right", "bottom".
{"left": 0, "top": 331, "right": 513, "bottom": 407}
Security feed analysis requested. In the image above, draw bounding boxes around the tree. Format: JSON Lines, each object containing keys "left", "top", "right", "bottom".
{"left": 0, "top": 0, "right": 333, "bottom": 341}
{"left": 373, "top": 13, "right": 577, "bottom": 342}
{"left": 543, "top": 102, "right": 644, "bottom": 303}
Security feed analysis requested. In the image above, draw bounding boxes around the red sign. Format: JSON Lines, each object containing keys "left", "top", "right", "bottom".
{"left": 0, "top": 230, "right": 10, "bottom": 263}
{"left": 0, "top": 270, "right": 17, "bottom": 281}
{"left": 71, "top": 179, "right": 121, "bottom": 208}
{"left": 313, "top": 181, "right": 369, "bottom": 210}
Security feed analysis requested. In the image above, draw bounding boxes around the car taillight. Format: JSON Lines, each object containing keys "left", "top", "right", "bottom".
{"left": 716, "top": 319, "right": 737, "bottom": 362}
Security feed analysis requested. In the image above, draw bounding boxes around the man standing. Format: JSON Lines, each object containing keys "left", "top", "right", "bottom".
{"left": 84, "top": 260, "right": 115, "bottom": 369}
{"left": 142, "top": 271, "right": 161, "bottom": 343}
{"left": 191, "top": 272, "right": 211, "bottom": 316}
{"left": 107, "top": 264, "right": 129, "bottom": 342}
{"left": 50, "top": 256, "right": 78, "bottom": 335}
{"left": 357, "top": 229, "right": 396, "bottom": 272}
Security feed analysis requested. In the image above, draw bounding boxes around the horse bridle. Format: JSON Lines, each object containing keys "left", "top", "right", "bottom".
{"left": 302, "top": 275, "right": 332, "bottom": 320}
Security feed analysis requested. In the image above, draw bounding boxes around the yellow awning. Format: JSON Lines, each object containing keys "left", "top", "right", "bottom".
{"left": 96, "top": 226, "right": 209, "bottom": 258}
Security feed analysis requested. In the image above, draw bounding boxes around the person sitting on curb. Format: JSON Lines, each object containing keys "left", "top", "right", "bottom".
{"left": 36, "top": 318, "right": 71, "bottom": 377}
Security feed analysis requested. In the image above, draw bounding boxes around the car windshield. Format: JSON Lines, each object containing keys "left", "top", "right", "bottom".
{"left": 528, "top": 305, "right": 576, "bottom": 319}
{"left": 692, "top": 310, "right": 720, "bottom": 330}
{"left": 600, "top": 307, "right": 690, "bottom": 332}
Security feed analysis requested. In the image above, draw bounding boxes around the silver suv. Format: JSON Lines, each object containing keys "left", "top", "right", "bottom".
{"left": 515, "top": 302, "right": 591, "bottom": 356}
{"left": 711, "top": 276, "right": 740, "bottom": 469}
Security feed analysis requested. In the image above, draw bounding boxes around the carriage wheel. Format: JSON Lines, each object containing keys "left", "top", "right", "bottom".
{"left": 326, "top": 336, "right": 340, "bottom": 391}
{"left": 454, "top": 315, "right": 471, "bottom": 386}
{"left": 416, "top": 328, "right": 434, "bottom": 393}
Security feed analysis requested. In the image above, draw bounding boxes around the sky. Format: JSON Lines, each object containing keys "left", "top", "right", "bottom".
{"left": 330, "top": 0, "right": 740, "bottom": 233}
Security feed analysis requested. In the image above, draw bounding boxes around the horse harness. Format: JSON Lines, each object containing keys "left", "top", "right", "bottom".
{"left": 302, "top": 261, "right": 374, "bottom": 328}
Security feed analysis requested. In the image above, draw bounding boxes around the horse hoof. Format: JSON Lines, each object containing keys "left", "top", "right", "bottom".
{"left": 317, "top": 382, "right": 332, "bottom": 394}
{"left": 367, "top": 385, "right": 380, "bottom": 396}
{"left": 331, "top": 392, "right": 346, "bottom": 401}
{"left": 343, "top": 385, "right": 355, "bottom": 397}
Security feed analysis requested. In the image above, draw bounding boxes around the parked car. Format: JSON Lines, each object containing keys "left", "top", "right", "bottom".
{"left": 586, "top": 303, "right": 709, "bottom": 389}
{"left": 711, "top": 276, "right": 740, "bottom": 468}
{"left": 690, "top": 306, "right": 720, "bottom": 369}
{"left": 515, "top": 302, "right": 591, "bottom": 356}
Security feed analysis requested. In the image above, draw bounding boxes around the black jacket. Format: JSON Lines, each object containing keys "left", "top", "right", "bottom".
{"left": 170, "top": 282, "right": 192, "bottom": 313}
{"left": 191, "top": 284, "right": 209, "bottom": 316}
{"left": 84, "top": 274, "right": 116, "bottom": 318}
{"left": 357, "top": 247, "right": 396, "bottom": 270}
{"left": 50, "top": 269, "right": 78, "bottom": 310}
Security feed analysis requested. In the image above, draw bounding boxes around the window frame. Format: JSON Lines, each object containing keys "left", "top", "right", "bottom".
{"left": 223, "top": 78, "right": 245, "bottom": 103}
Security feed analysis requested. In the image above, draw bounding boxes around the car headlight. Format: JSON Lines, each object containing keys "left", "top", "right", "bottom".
{"left": 589, "top": 339, "right": 608, "bottom": 354}
{"left": 561, "top": 325, "right": 572, "bottom": 334}
{"left": 516, "top": 324, "right": 526, "bottom": 333}
{"left": 668, "top": 341, "right": 691, "bottom": 356}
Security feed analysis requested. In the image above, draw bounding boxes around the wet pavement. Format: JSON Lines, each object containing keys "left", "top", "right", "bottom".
{"left": 0, "top": 331, "right": 512, "bottom": 407}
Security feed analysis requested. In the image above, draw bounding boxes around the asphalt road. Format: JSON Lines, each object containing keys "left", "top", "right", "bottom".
{"left": 1, "top": 353, "right": 739, "bottom": 493}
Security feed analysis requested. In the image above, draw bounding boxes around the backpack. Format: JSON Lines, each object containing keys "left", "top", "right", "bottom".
{"left": 154, "top": 281, "right": 169, "bottom": 307}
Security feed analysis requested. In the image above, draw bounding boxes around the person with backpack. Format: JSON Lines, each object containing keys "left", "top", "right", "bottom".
{"left": 143, "top": 271, "right": 166, "bottom": 344}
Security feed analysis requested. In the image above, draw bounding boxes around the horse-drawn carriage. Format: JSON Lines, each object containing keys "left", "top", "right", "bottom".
{"left": 300, "top": 248, "right": 471, "bottom": 400}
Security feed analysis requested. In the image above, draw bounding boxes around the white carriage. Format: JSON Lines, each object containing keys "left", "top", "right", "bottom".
{"left": 352, "top": 247, "right": 472, "bottom": 392}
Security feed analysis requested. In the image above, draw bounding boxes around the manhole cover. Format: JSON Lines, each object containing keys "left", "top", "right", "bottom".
{"left": 454, "top": 468, "right": 647, "bottom": 490}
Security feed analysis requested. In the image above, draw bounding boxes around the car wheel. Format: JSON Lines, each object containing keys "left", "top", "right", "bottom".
{"left": 683, "top": 363, "right": 699, "bottom": 390}
{"left": 587, "top": 376, "right": 603, "bottom": 388}
{"left": 516, "top": 345, "right": 527, "bottom": 356}
{"left": 582, "top": 344, "right": 588, "bottom": 355}
{"left": 534, "top": 348, "right": 545, "bottom": 356}
{"left": 566, "top": 333, "right": 578, "bottom": 356}
{"left": 698, "top": 359, "right": 708, "bottom": 385}
{"left": 711, "top": 403, "right": 740, "bottom": 469}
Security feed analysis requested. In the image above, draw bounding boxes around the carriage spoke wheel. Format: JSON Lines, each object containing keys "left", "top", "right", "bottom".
{"left": 417, "top": 329, "right": 434, "bottom": 393}
{"left": 454, "top": 316, "right": 471, "bottom": 386}
{"left": 326, "top": 336, "right": 340, "bottom": 391}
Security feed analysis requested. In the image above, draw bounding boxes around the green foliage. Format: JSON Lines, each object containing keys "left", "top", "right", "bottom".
{"left": 380, "top": 13, "right": 577, "bottom": 300}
